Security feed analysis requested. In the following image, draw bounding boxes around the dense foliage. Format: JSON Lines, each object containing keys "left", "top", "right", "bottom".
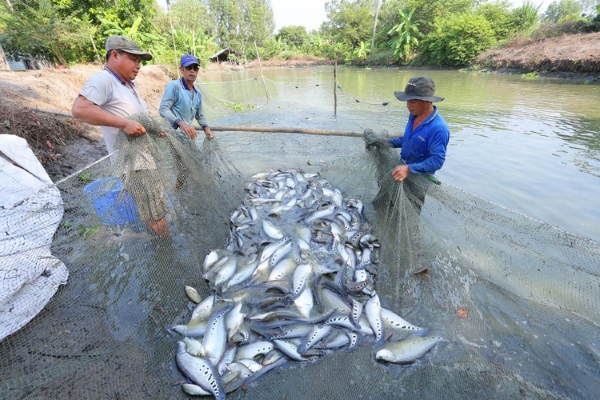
{"left": 0, "top": 0, "right": 598, "bottom": 69}
{"left": 417, "top": 13, "right": 496, "bottom": 67}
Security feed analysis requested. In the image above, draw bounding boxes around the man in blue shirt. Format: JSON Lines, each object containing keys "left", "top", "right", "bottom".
{"left": 160, "top": 54, "right": 213, "bottom": 141}
{"left": 159, "top": 54, "right": 214, "bottom": 189}
{"left": 364, "top": 76, "right": 449, "bottom": 213}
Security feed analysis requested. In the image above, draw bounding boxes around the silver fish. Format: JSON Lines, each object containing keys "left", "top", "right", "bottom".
{"left": 375, "top": 335, "right": 446, "bottom": 364}
{"left": 218, "top": 345, "right": 237, "bottom": 375}
{"left": 202, "top": 249, "right": 221, "bottom": 273}
{"left": 191, "top": 294, "right": 216, "bottom": 321}
{"left": 227, "top": 257, "right": 259, "bottom": 288}
{"left": 306, "top": 205, "right": 336, "bottom": 224}
{"left": 272, "top": 339, "right": 313, "bottom": 362}
{"left": 184, "top": 285, "right": 202, "bottom": 304}
{"left": 293, "top": 263, "right": 314, "bottom": 318}
{"left": 262, "top": 220, "right": 284, "bottom": 239}
{"left": 237, "top": 358, "right": 263, "bottom": 373}
{"left": 203, "top": 306, "right": 232, "bottom": 366}
{"left": 171, "top": 318, "right": 208, "bottom": 338}
{"left": 365, "top": 292, "right": 384, "bottom": 344}
{"left": 320, "top": 287, "right": 352, "bottom": 314}
{"left": 225, "top": 302, "right": 246, "bottom": 341}
{"left": 269, "top": 241, "right": 293, "bottom": 267}
{"left": 214, "top": 257, "right": 238, "bottom": 287}
{"left": 268, "top": 257, "right": 298, "bottom": 282}
{"left": 175, "top": 341, "right": 225, "bottom": 400}
{"left": 181, "top": 383, "right": 212, "bottom": 396}
{"left": 262, "top": 349, "right": 285, "bottom": 366}
{"left": 183, "top": 336, "right": 205, "bottom": 357}
{"left": 349, "top": 296, "right": 364, "bottom": 329}
{"left": 315, "top": 331, "right": 350, "bottom": 349}
{"left": 259, "top": 237, "right": 290, "bottom": 263}
{"left": 380, "top": 308, "right": 427, "bottom": 334}
{"left": 299, "top": 324, "right": 332, "bottom": 353}
{"left": 235, "top": 340, "right": 275, "bottom": 360}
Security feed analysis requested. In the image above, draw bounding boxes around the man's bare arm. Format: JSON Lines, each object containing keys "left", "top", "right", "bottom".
{"left": 71, "top": 95, "right": 146, "bottom": 136}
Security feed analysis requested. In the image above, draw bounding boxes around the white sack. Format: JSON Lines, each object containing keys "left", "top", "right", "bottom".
{"left": 0, "top": 134, "right": 69, "bottom": 340}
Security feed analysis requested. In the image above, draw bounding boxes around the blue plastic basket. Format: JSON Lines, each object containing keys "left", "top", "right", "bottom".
{"left": 84, "top": 177, "right": 139, "bottom": 224}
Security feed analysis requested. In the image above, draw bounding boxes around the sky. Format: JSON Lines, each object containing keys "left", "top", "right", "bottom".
{"left": 271, "top": 0, "right": 328, "bottom": 32}
{"left": 270, "top": 0, "right": 555, "bottom": 33}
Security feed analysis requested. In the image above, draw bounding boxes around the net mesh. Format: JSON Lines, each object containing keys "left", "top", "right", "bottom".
{"left": 1, "top": 74, "right": 599, "bottom": 400}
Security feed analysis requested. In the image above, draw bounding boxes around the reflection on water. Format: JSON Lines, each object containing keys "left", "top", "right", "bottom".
{"left": 199, "top": 67, "right": 600, "bottom": 241}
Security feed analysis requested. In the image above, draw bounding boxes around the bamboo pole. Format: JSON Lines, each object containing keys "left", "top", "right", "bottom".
{"left": 90, "top": 35, "right": 103, "bottom": 66}
{"left": 31, "top": 108, "right": 395, "bottom": 138}
{"left": 253, "top": 41, "right": 270, "bottom": 101}
{"left": 333, "top": 61, "right": 337, "bottom": 117}
{"left": 207, "top": 125, "right": 365, "bottom": 138}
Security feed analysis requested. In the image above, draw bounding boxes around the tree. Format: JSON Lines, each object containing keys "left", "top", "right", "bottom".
{"left": 170, "top": 0, "right": 212, "bottom": 55}
{"left": 322, "top": 0, "right": 374, "bottom": 48}
{"left": 510, "top": 0, "right": 541, "bottom": 33}
{"left": 371, "top": 0, "right": 382, "bottom": 52}
{"left": 276, "top": 26, "right": 309, "bottom": 47}
{"left": 99, "top": 15, "right": 162, "bottom": 53}
{"left": 245, "top": 0, "right": 275, "bottom": 44}
{"left": 205, "top": 0, "right": 274, "bottom": 48}
{"left": 419, "top": 12, "right": 496, "bottom": 67}
{"left": 544, "top": 0, "right": 584, "bottom": 23}
{"left": 0, "top": 2, "right": 9, "bottom": 69}
{"left": 475, "top": 0, "right": 516, "bottom": 41}
{"left": 1, "top": 0, "right": 95, "bottom": 65}
{"left": 404, "top": 0, "right": 476, "bottom": 35}
{"left": 387, "top": 8, "right": 421, "bottom": 62}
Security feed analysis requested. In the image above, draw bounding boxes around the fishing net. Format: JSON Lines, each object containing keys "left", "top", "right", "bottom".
{"left": 1, "top": 73, "right": 599, "bottom": 400}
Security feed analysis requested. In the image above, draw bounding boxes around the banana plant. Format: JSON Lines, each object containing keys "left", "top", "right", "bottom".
{"left": 387, "top": 9, "right": 422, "bottom": 63}
{"left": 352, "top": 41, "right": 370, "bottom": 62}
{"left": 99, "top": 16, "right": 161, "bottom": 49}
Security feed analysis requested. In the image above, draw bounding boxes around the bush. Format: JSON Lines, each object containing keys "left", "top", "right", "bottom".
{"left": 417, "top": 13, "right": 496, "bottom": 67}
{"left": 529, "top": 20, "right": 587, "bottom": 39}
{"left": 367, "top": 49, "right": 395, "bottom": 66}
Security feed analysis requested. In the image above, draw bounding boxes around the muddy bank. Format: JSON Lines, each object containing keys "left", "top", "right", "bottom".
{"left": 474, "top": 32, "right": 600, "bottom": 81}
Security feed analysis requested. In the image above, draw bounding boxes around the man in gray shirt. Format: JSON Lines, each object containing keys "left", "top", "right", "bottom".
{"left": 72, "top": 36, "right": 170, "bottom": 238}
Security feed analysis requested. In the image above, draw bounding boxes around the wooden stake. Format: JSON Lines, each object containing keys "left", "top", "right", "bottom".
{"left": 254, "top": 41, "right": 270, "bottom": 101}
{"left": 334, "top": 61, "right": 337, "bottom": 118}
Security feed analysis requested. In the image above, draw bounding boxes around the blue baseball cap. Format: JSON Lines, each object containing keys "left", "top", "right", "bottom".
{"left": 180, "top": 54, "right": 199, "bottom": 67}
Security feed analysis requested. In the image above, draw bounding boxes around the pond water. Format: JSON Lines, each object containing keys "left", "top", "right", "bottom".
{"left": 199, "top": 66, "right": 600, "bottom": 242}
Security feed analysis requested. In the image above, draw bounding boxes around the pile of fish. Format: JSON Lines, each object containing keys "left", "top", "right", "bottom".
{"left": 172, "top": 168, "right": 445, "bottom": 399}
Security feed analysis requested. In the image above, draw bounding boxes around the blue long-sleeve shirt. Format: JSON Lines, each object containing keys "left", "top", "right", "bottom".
{"left": 389, "top": 106, "right": 449, "bottom": 175}
{"left": 159, "top": 78, "right": 209, "bottom": 137}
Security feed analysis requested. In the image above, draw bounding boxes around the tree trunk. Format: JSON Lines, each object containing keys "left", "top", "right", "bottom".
{"left": 371, "top": 0, "right": 382, "bottom": 53}
{"left": 0, "top": 43, "right": 9, "bottom": 71}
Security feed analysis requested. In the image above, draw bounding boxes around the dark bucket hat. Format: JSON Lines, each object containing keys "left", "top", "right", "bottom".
{"left": 105, "top": 35, "right": 152, "bottom": 61}
{"left": 394, "top": 76, "right": 444, "bottom": 102}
